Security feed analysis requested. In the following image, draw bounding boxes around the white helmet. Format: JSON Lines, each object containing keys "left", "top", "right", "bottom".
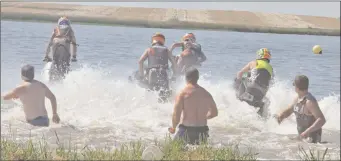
{"left": 57, "top": 16, "right": 71, "bottom": 29}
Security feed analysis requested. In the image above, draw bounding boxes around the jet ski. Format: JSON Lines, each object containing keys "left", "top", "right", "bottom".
{"left": 128, "top": 69, "right": 176, "bottom": 103}
{"left": 233, "top": 72, "right": 270, "bottom": 118}
{"left": 128, "top": 70, "right": 149, "bottom": 89}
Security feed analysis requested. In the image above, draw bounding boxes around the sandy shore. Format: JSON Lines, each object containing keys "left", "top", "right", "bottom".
{"left": 1, "top": 2, "right": 340, "bottom": 36}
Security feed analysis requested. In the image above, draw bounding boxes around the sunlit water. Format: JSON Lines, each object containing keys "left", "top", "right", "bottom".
{"left": 1, "top": 20, "right": 340, "bottom": 159}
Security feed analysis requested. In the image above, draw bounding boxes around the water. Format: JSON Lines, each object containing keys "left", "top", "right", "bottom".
{"left": 1, "top": 20, "right": 340, "bottom": 159}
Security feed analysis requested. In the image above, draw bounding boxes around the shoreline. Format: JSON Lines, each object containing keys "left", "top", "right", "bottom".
{"left": 1, "top": 2, "right": 340, "bottom": 37}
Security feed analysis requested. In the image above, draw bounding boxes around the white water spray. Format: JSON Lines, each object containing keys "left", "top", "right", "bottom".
{"left": 1, "top": 65, "right": 340, "bottom": 159}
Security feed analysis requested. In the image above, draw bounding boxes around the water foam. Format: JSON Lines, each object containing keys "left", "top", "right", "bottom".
{"left": 1, "top": 64, "right": 340, "bottom": 159}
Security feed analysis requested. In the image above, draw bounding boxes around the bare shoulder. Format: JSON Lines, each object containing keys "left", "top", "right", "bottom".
{"left": 305, "top": 98, "right": 323, "bottom": 116}
{"left": 306, "top": 98, "right": 317, "bottom": 105}
{"left": 249, "top": 60, "right": 257, "bottom": 66}
{"left": 305, "top": 98, "right": 319, "bottom": 109}
{"left": 176, "top": 88, "right": 187, "bottom": 100}
{"left": 198, "top": 86, "right": 212, "bottom": 97}
{"left": 15, "top": 84, "right": 27, "bottom": 92}
{"left": 140, "top": 48, "right": 150, "bottom": 59}
{"left": 33, "top": 80, "right": 48, "bottom": 89}
{"left": 293, "top": 95, "right": 299, "bottom": 101}
{"left": 145, "top": 48, "right": 151, "bottom": 54}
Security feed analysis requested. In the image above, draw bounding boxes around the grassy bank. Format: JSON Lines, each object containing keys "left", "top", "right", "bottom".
{"left": 1, "top": 134, "right": 257, "bottom": 160}
{"left": 1, "top": 133, "right": 339, "bottom": 160}
{"left": 1, "top": 2, "right": 340, "bottom": 37}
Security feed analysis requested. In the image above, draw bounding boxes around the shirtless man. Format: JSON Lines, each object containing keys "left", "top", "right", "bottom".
{"left": 169, "top": 67, "right": 218, "bottom": 145}
{"left": 1, "top": 65, "right": 60, "bottom": 127}
{"left": 275, "top": 75, "right": 326, "bottom": 143}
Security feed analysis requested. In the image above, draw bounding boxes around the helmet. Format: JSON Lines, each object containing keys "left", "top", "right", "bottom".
{"left": 256, "top": 48, "right": 271, "bottom": 60}
{"left": 58, "top": 16, "right": 71, "bottom": 27}
{"left": 151, "top": 32, "right": 165, "bottom": 45}
{"left": 182, "top": 33, "right": 196, "bottom": 42}
{"left": 312, "top": 45, "right": 322, "bottom": 54}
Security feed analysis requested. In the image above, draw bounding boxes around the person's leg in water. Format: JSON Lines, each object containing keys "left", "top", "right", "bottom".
{"left": 27, "top": 116, "right": 50, "bottom": 127}
{"left": 174, "top": 125, "right": 209, "bottom": 145}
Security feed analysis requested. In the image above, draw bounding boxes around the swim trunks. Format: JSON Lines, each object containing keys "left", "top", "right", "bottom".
{"left": 174, "top": 124, "right": 209, "bottom": 145}
{"left": 27, "top": 116, "right": 49, "bottom": 127}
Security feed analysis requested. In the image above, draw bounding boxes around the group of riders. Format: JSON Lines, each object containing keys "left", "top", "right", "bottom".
{"left": 45, "top": 16, "right": 274, "bottom": 117}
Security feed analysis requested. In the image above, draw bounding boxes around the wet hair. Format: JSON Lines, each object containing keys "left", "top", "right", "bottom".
{"left": 293, "top": 75, "right": 309, "bottom": 91}
{"left": 185, "top": 67, "right": 199, "bottom": 84}
{"left": 21, "top": 64, "right": 34, "bottom": 82}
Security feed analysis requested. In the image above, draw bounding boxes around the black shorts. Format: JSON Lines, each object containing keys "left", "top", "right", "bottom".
{"left": 174, "top": 124, "right": 209, "bottom": 145}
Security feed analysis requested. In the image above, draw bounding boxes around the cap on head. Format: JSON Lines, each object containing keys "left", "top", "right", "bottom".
{"left": 185, "top": 67, "right": 199, "bottom": 84}
{"left": 21, "top": 64, "right": 34, "bottom": 81}
{"left": 293, "top": 75, "right": 309, "bottom": 91}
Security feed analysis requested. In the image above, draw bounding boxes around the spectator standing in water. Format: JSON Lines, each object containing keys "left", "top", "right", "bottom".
{"left": 275, "top": 75, "right": 326, "bottom": 143}
{"left": 1, "top": 65, "right": 60, "bottom": 127}
{"left": 169, "top": 67, "right": 218, "bottom": 145}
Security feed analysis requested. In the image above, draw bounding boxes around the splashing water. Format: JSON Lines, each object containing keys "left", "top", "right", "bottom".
{"left": 1, "top": 64, "right": 340, "bottom": 159}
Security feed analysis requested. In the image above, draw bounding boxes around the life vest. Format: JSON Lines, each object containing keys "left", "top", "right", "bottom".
{"left": 293, "top": 93, "right": 322, "bottom": 143}
{"left": 54, "top": 24, "right": 71, "bottom": 38}
{"left": 147, "top": 44, "right": 169, "bottom": 69}
{"left": 249, "top": 59, "right": 273, "bottom": 88}
{"left": 179, "top": 48, "right": 198, "bottom": 68}
{"left": 51, "top": 37, "right": 71, "bottom": 60}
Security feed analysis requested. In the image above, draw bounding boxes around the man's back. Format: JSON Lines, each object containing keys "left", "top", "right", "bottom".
{"left": 18, "top": 80, "right": 47, "bottom": 120}
{"left": 180, "top": 84, "right": 213, "bottom": 126}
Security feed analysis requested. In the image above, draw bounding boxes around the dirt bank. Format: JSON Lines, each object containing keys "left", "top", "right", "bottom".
{"left": 1, "top": 2, "right": 340, "bottom": 36}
